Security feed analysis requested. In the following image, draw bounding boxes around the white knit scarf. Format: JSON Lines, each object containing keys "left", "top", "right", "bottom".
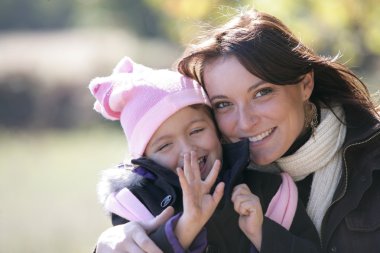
{"left": 276, "top": 106, "right": 346, "bottom": 234}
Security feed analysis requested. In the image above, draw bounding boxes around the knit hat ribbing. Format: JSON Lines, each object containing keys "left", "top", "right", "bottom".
{"left": 89, "top": 57, "right": 210, "bottom": 158}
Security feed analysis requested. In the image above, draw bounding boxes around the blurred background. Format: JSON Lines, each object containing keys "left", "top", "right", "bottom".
{"left": 0, "top": 0, "right": 379, "bottom": 252}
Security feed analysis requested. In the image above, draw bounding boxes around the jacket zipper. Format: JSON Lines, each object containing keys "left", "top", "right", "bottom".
{"left": 320, "top": 129, "right": 380, "bottom": 249}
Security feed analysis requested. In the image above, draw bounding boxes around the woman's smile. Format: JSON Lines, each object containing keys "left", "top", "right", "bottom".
{"left": 248, "top": 127, "right": 275, "bottom": 143}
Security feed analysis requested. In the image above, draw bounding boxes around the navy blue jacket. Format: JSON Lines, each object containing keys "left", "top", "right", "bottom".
{"left": 110, "top": 140, "right": 321, "bottom": 253}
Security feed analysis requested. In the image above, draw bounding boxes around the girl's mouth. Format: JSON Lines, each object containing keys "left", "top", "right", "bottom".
{"left": 198, "top": 155, "right": 207, "bottom": 176}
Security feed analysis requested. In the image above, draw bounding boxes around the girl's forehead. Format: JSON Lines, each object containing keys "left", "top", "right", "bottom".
{"left": 154, "top": 106, "right": 212, "bottom": 133}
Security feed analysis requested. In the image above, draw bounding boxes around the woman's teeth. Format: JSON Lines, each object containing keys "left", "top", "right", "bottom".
{"left": 248, "top": 128, "right": 273, "bottom": 142}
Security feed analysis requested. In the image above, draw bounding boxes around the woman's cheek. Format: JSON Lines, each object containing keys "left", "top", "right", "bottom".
{"left": 216, "top": 115, "right": 236, "bottom": 141}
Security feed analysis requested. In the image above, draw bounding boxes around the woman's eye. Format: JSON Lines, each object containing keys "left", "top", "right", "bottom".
{"left": 213, "top": 101, "right": 231, "bottom": 110}
{"left": 190, "top": 128, "right": 204, "bottom": 135}
{"left": 255, "top": 88, "right": 273, "bottom": 98}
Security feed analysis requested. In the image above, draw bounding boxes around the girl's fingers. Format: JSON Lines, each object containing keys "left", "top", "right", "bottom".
{"left": 212, "top": 181, "right": 225, "bottom": 204}
{"left": 204, "top": 160, "right": 221, "bottom": 187}
{"left": 234, "top": 197, "right": 251, "bottom": 215}
{"left": 183, "top": 153, "right": 193, "bottom": 181}
{"left": 236, "top": 200, "right": 258, "bottom": 216}
{"left": 232, "top": 194, "right": 248, "bottom": 213}
{"left": 190, "top": 151, "right": 201, "bottom": 181}
{"left": 233, "top": 195, "right": 260, "bottom": 216}
{"left": 231, "top": 184, "right": 251, "bottom": 202}
{"left": 177, "top": 167, "right": 190, "bottom": 193}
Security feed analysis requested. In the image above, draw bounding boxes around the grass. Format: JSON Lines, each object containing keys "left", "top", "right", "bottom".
{"left": 0, "top": 127, "right": 127, "bottom": 253}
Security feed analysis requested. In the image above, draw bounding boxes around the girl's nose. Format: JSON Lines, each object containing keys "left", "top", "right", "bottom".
{"left": 179, "top": 141, "right": 196, "bottom": 156}
{"left": 178, "top": 142, "right": 197, "bottom": 168}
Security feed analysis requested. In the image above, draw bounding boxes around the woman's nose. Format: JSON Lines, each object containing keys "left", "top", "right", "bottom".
{"left": 238, "top": 105, "right": 257, "bottom": 131}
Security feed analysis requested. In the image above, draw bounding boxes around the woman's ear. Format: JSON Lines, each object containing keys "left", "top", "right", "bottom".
{"left": 301, "top": 71, "right": 314, "bottom": 101}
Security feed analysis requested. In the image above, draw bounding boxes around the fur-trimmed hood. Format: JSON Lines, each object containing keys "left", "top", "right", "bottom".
{"left": 97, "top": 165, "right": 135, "bottom": 208}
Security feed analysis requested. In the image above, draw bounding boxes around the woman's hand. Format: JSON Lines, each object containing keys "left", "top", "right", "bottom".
{"left": 175, "top": 151, "right": 225, "bottom": 249}
{"left": 96, "top": 206, "right": 174, "bottom": 253}
{"left": 231, "top": 184, "right": 263, "bottom": 251}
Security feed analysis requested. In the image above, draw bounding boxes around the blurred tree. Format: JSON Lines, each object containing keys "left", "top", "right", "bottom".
{"left": 251, "top": 0, "right": 380, "bottom": 71}
{"left": 140, "top": 0, "right": 380, "bottom": 72}
{"left": 72, "top": 0, "right": 164, "bottom": 38}
{"left": 0, "top": 0, "right": 75, "bottom": 30}
{"left": 0, "top": 0, "right": 162, "bottom": 37}
{"left": 142, "top": 0, "right": 237, "bottom": 43}
{"left": 0, "top": 0, "right": 378, "bottom": 73}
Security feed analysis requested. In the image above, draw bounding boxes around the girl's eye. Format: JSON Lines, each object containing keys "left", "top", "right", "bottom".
{"left": 190, "top": 128, "right": 204, "bottom": 135}
{"left": 157, "top": 143, "right": 171, "bottom": 152}
{"left": 255, "top": 87, "right": 273, "bottom": 98}
{"left": 213, "top": 101, "right": 232, "bottom": 110}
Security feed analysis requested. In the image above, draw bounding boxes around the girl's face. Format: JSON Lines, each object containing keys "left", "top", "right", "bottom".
{"left": 145, "top": 106, "right": 222, "bottom": 179}
{"left": 204, "top": 56, "right": 313, "bottom": 165}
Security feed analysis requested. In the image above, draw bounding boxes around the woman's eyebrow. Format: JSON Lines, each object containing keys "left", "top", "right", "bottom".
{"left": 209, "top": 80, "right": 267, "bottom": 102}
{"left": 209, "top": 95, "right": 227, "bottom": 102}
{"left": 247, "top": 80, "right": 267, "bottom": 93}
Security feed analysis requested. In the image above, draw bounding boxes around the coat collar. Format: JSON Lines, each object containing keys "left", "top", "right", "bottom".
{"left": 131, "top": 157, "right": 180, "bottom": 188}
{"left": 131, "top": 140, "right": 251, "bottom": 196}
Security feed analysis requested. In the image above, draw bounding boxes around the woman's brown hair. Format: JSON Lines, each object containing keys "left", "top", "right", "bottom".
{"left": 177, "top": 10, "right": 379, "bottom": 119}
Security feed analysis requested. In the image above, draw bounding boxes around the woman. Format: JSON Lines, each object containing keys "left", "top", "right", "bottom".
{"left": 96, "top": 9, "right": 380, "bottom": 253}
{"left": 177, "top": 9, "right": 380, "bottom": 253}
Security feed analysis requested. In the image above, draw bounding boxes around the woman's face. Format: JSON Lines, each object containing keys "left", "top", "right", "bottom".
{"left": 204, "top": 56, "right": 313, "bottom": 165}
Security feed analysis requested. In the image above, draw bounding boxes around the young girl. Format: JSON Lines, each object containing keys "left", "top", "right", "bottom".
{"left": 90, "top": 57, "right": 320, "bottom": 252}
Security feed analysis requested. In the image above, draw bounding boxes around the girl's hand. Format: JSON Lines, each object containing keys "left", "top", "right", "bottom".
{"left": 231, "top": 184, "right": 263, "bottom": 251}
{"left": 175, "top": 151, "right": 225, "bottom": 248}
{"left": 96, "top": 206, "right": 174, "bottom": 253}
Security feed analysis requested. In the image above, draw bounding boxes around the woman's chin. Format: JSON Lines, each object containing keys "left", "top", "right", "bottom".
{"left": 250, "top": 153, "right": 276, "bottom": 166}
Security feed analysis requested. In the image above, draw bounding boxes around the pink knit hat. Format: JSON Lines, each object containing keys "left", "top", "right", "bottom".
{"left": 89, "top": 56, "right": 211, "bottom": 158}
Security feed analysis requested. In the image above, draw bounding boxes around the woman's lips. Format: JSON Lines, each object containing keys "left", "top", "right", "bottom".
{"left": 248, "top": 127, "right": 275, "bottom": 143}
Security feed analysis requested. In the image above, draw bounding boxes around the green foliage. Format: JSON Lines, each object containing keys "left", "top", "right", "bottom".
{"left": 141, "top": 0, "right": 246, "bottom": 43}
{"left": 0, "top": 0, "right": 75, "bottom": 30}
{"left": 73, "top": 0, "right": 165, "bottom": 37}
{"left": 141, "top": 0, "right": 380, "bottom": 68}
{"left": 1, "top": 0, "right": 379, "bottom": 67}
{"left": 250, "top": 0, "right": 380, "bottom": 66}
